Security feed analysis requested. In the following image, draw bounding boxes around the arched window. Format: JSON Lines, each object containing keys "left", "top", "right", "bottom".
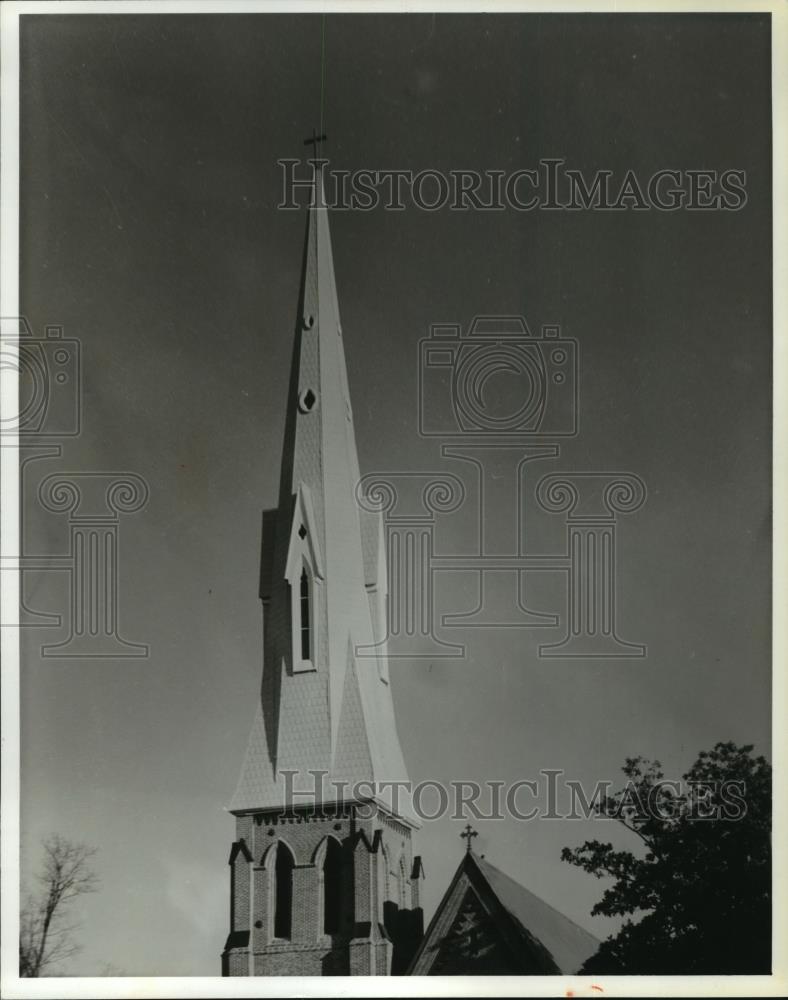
{"left": 398, "top": 856, "right": 408, "bottom": 910}
{"left": 300, "top": 567, "right": 311, "bottom": 661}
{"left": 274, "top": 843, "right": 295, "bottom": 939}
{"left": 322, "top": 838, "right": 342, "bottom": 935}
{"left": 378, "top": 846, "right": 389, "bottom": 921}
{"left": 285, "top": 489, "right": 322, "bottom": 673}
{"left": 378, "top": 845, "right": 394, "bottom": 932}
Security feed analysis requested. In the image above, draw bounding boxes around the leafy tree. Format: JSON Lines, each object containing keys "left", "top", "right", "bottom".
{"left": 562, "top": 742, "right": 771, "bottom": 974}
{"left": 19, "top": 835, "right": 99, "bottom": 977}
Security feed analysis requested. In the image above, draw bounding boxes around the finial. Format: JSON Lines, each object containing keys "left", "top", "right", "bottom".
{"left": 460, "top": 823, "right": 478, "bottom": 853}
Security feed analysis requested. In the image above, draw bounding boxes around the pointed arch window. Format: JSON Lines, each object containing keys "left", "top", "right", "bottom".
{"left": 274, "top": 843, "right": 295, "bottom": 940}
{"left": 378, "top": 845, "right": 391, "bottom": 927}
{"left": 285, "top": 485, "right": 323, "bottom": 674}
{"left": 399, "top": 856, "right": 409, "bottom": 910}
{"left": 322, "top": 837, "right": 342, "bottom": 936}
{"left": 300, "top": 567, "right": 311, "bottom": 662}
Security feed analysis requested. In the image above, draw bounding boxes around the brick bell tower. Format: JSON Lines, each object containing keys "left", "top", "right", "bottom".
{"left": 221, "top": 148, "right": 423, "bottom": 977}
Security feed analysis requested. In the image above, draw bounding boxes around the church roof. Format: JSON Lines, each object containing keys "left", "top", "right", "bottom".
{"left": 474, "top": 855, "right": 601, "bottom": 974}
{"left": 409, "top": 850, "right": 601, "bottom": 975}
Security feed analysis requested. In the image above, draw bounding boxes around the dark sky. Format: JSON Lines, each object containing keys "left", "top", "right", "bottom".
{"left": 19, "top": 12, "right": 771, "bottom": 976}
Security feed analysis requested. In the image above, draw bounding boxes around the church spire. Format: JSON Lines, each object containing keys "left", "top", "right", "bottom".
{"left": 223, "top": 147, "right": 423, "bottom": 978}
{"left": 230, "top": 153, "right": 412, "bottom": 821}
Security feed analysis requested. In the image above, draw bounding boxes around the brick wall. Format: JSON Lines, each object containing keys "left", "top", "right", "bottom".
{"left": 222, "top": 802, "right": 423, "bottom": 976}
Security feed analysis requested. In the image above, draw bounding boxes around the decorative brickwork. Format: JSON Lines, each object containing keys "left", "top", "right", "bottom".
{"left": 222, "top": 803, "right": 423, "bottom": 976}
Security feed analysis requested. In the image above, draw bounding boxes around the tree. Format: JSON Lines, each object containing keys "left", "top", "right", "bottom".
{"left": 562, "top": 742, "right": 771, "bottom": 974}
{"left": 19, "top": 835, "right": 99, "bottom": 977}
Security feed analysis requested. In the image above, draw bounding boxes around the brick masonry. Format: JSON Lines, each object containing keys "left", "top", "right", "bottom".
{"left": 222, "top": 802, "right": 423, "bottom": 976}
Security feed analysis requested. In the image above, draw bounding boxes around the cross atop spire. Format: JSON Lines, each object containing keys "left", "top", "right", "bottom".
{"left": 461, "top": 823, "right": 478, "bottom": 853}
{"left": 229, "top": 129, "right": 414, "bottom": 825}
{"left": 304, "top": 128, "right": 327, "bottom": 157}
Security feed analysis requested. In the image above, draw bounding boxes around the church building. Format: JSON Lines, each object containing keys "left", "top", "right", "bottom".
{"left": 410, "top": 833, "right": 599, "bottom": 975}
{"left": 221, "top": 149, "right": 600, "bottom": 978}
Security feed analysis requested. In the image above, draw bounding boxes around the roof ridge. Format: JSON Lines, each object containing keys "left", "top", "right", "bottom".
{"left": 471, "top": 853, "right": 600, "bottom": 945}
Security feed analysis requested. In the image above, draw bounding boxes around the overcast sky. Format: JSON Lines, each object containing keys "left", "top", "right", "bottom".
{"left": 18, "top": 11, "right": 770, "bottom": 976}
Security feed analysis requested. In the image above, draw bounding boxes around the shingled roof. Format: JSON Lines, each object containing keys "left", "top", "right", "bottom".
{"left": 408, "top": 850, "right": 601, "bottom": 975}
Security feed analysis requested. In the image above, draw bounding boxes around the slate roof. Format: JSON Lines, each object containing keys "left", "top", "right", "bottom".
{"left": 474, "top": 855, "right": 601, "bottom": 974}
{"left": 409, "top": 850, "right": 601, "bottom": 975}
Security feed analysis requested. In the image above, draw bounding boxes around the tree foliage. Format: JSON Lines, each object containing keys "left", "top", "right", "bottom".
{"left": 19, "top": 835, "right": 99, "bottom": 977}
{"left": 562, "top": 742, "right": 771, "bottom": 974}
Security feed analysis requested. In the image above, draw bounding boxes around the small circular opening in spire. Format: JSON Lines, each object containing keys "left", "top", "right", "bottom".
{"left": 298, "top": 388, "right": 318, "bottom": 413}
{"left": 303, "top": 314, "right": 315, "bottom": 330}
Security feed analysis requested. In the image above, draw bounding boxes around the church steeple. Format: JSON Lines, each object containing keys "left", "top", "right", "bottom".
{"left": 222, "top": 153, "right": 423, "bottom": 977}
{"left": 230, "top": 155, "right": 412, "bottom": 818}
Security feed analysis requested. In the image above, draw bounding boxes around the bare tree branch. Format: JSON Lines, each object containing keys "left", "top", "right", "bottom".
{"left": 20, "top": 835, "right": 99, "bottom": 977}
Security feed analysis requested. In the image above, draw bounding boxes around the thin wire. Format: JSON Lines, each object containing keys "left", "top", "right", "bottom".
{"left": 319, "top": 14, "right": 327, "bottom": 141}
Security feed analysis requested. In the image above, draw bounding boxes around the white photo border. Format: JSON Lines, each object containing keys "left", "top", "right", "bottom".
{"left": 1, "top": 1, "right": 785, "bottom": 997}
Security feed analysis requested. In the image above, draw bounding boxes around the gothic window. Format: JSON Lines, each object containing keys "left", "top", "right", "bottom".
{"left": 379, "top": 845, "right": 398, "bottom": 939}
{"left": 398, "top": 856, "right": 409, "bottom": 910}
{"left": 274, "top": 843, "right": 295, "bottom": 940}
{"left": 289, "top": 553, "right": 318, "bottom": 672}
{"left": 322, "top": 838, "right": 342, "bottom": 935}
{"left": 378, "top": 846, "right": 390, "bottom": 922}
{"left": 286, "top": 486, "right": 323, "bottom": 673}
{"left": 299, "top": 567, "right": 311, "bottom": 662}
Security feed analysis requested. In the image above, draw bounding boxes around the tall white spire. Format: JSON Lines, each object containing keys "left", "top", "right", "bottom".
{"left": 230, "top": 161, "right": 413, "bottom": 822}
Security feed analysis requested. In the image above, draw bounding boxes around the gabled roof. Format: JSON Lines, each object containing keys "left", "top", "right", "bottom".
{"left": 474, "top": 855, "right": 601, "bottom": 973}
{"left": 409, "top": 850, "right": 600, "bottom": 975}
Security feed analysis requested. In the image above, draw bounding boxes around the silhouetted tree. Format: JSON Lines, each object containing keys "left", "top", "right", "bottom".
{"left": 562, "top": 742, "right": 771, "bottom": 974}
{"left": 19, "top": 835, "right": 99, "bottom": 977}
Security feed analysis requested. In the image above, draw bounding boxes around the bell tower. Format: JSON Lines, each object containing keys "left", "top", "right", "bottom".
{"left": 221, "top": 147, "right": 423, "bottom": 977}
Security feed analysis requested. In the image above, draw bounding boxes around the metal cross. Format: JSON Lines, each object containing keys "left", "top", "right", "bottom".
{"left": 304, "top": 128, "right": 327, "bottom": 156}
{"left": 460, "top": 823, "right": 478, "bottom": 853}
